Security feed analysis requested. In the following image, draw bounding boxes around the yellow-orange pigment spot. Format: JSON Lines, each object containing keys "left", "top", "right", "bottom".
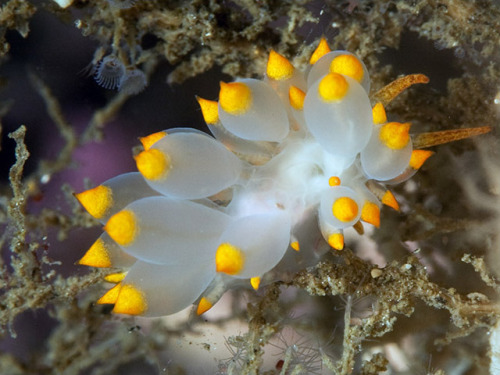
{"left": 97, "top": 283, "right": 122, "bottom": 305}
{"left": 104, "top": 210, "right": 137, "bottom": 246}
{"left": 409, "top": 150, "right": 434, "bottom": 170}
{"left": 328, "top": 176, "right": 341, "bottom": 187}
{"left": 361, "top": 202, "right": 381, "bottom": 228}
{"left": 74, "top": 185, "right": 112, "bottom": 220}
{"left": 330, "top": 54, "right": 364, "bottom": 82}
{"left": 309, "top": 37, "right": 331, "bottom": 65}
{"left": 328, "top": 233, "right": 344, "bottom": 250}
{"left": 78, "top": 238, "right": 112, "bottom": 268}
{"left": 196, "top": 297, "right": 213, "bottom": 315}
{"left": 267, "top": 50, "right": 294, "bottom": 80}
{"left": 139, "top": 131, "right": 167, "bottom": 151}
{"left": 318, "top": 73, "right": 348, "bottom": 102}
{"left": 196, "top": 96, "right": 219, "bottom": 124}
{"left": 379, "top": 122, "right": 411, "bottom": 150}
{"left": 290, "top": 241, "right": 300, "bottom": 251}
{"left": 382, "top": 190, "right": 400, "bottom": 211}
{"left": 289, "top": 86, "right": 306, "bottom": 110}
{"left": 215, "top": 243, "right": 245, "bottom": 275}
{"left": 372, "top": 102, "right": 387, "bottom": 125}
{"left": 250, "top": 276, "right": 261, "bottom": 290}
{"left": 332, "top": 197, "right": 358, "bottom": 222}
{"left": 104, "top": 272, "right": 127, "bottom": 283}
{"left": 219, "top": 81, "right": 252, "bottom": 115}
{"left": 135, "top": 148, "right": 170, "bottom": 181}
{"left": 112, "top": 284, "right": 147, "bottom": 315}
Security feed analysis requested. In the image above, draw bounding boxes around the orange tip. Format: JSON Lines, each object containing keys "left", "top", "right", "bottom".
{"left": 219, "top": 81, "right": 252, "bottom": 115}
{"left": 361, "top": 202, "right": 380, "bottom": 228}
{"left": 135, "top": 148, "right": 170, "bottom": 181}
{"left": 267, "top": 50, "right": 294, "bottom": 80}
{"left": 74, "top": 185, "right": 112, "bottom": 220}
{"left": 328, "top": 233, "right": 344, "bottom": 250}
{"left": 196, "top": 96, "right": 219, "bottom": 124}
{"left": 139, "top": 131, "right": 167, "bottom": 151}
{"left": 372, "top": 102, "right": 387, "bottom": 125}
{"left": 379, "top": 122, "right": 411, "bottom": 150}
{"left": 97, "top": 283, "right": 122, "bottom": 305}
{"left": 215, "top": 243, "right": 245, "bottom": 275}
{"left": 78, "top": 238, "right": 112, "bottom": 268}
{"left": 382, "top": 190, "right": 399, "bottom": 211}
{"left": 309, "top": 37, "right": 331, "bottom": 65}
{"left": 197, "top": 297, "right": 213, "bottom": 315}
{"left": 289, "top": 86, "right": 305, "bottom": 110}
{"left": 104, "top": 272, "right": 127, "bottom": 283}
{"left": 409, "top": 150, "right": 434, "bottom": 170}
{"left": 112, "top": 284, "right": 147, "bottom": 315}
{"left": 104, "top": 210, "right": 137, "bottom": 246}
{"left": 250, "top": 276, "right": 261, "bottom": 290}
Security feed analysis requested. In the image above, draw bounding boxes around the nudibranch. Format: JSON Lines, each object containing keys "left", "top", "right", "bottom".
{"left": 75, "top": 39, "right": 491, "bottom": 317}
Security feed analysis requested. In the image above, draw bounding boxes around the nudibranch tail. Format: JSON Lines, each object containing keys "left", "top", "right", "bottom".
{"left": 75, "top": 37, "right": 492, "bottom": 317}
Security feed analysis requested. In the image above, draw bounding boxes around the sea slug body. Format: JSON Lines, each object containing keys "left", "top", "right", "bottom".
{"left": 75, "top": 39, "right": 491, "bottom": 317}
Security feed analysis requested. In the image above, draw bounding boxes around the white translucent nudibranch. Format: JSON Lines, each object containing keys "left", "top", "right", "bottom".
{"left": 75, "top": 38, "right": 491, "bottom": 317}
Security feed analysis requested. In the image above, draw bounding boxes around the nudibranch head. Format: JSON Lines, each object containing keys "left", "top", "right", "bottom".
{"left": 75, "top": 38, "right": 490, "bottom": 318}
